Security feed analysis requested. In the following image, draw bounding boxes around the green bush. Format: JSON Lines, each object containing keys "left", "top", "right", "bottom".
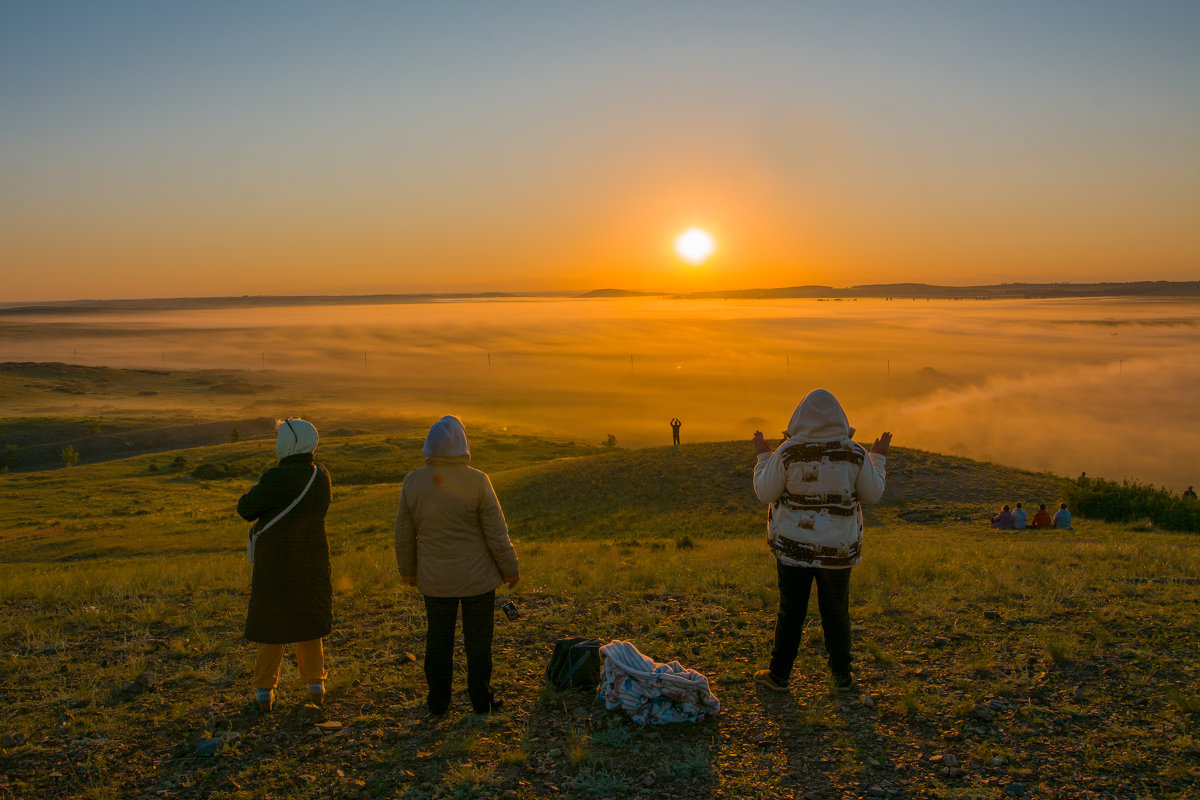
{"left": 61, "top": 445, "right": 79, "bottom": 468}
{"left": 1066, "top": 478, "right": 1200, "bottom": 533}
{"left": 191, "top": 461, "right": 249, "bottom": 480}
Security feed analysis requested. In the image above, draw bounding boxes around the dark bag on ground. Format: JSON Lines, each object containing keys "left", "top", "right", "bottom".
{"left": 545, "top": 638, "right": 602, "bottom": 691}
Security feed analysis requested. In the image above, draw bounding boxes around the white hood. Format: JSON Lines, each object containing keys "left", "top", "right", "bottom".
{"left": 785, "top": 389, "right": 853, "bottom": 442}
{"left": 276, "top": 418, "right": 319, "bottom": 460}
{"left": 423, "top": 415, "right": 471, "bottom": 460}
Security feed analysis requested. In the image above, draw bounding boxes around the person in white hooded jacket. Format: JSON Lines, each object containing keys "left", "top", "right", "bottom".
{"left": 751, "top": 389, "right": 890, "bottom": 692}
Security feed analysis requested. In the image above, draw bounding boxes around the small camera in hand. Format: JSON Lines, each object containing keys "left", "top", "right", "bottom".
{"left": 501, "top": 600, "right": 521, "bottom": 621}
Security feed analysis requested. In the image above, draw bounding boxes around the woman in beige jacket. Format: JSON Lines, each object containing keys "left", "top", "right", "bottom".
{"left": 395, "top": 416, "right": 520, "bottom": 715}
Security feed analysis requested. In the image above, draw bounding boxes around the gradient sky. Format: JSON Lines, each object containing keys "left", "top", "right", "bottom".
{"left": 2, "top": 1, "right": 1198, "bottom": 301}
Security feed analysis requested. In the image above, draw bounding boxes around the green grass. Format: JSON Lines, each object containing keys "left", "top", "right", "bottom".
{"left": 1, "top": 425, "right": 1199, "bottom": 798}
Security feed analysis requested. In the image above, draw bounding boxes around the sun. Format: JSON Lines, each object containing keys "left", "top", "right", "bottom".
{"left": 674, "top": 227, "right": 716, "bottom": 265}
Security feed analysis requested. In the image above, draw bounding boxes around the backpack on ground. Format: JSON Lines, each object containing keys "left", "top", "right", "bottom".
{"left": 545, "top": 638, "right": 601, "bottom": 691}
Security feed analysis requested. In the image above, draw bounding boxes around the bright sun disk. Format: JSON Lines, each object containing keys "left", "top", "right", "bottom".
{"left": 675, "top": 227, "right": 716, "bottom": 265}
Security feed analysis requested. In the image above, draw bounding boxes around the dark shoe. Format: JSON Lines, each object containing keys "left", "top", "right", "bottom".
{"left": 473, "top": 695, "right": 503, "bottom": 715}
{"left": 754, "top": 670, "right": 788, "bottom": 693}
{"left": 833, "top": 673, "right": 857, "bottom": 692}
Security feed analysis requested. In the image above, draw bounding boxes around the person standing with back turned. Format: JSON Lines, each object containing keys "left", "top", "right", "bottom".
{"left": 395, "top": 416, "right": 520, "bottom": 716}
{"left": 238, "top": 418, "right": 333, "bottom": 713}
{"left": 751, "top": 389, "right": 890, "bottom": 692}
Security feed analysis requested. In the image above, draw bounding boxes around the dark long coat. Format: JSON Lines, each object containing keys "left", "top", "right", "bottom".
{"left": 237, "top": 452, "right": 333, "bottom": 644}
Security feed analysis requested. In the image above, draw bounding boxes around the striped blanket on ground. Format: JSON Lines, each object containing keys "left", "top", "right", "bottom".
{"left": 597, "top": 640, "right": 720, "bottom": 725}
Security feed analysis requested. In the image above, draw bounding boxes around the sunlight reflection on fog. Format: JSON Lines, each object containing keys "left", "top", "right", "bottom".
{"left": 1, "top": 297, "right": 1197, "bottom": 488}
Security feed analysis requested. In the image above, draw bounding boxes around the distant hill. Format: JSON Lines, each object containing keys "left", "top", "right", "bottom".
{"left": 3, "top": 281, "right": 1197, "bottom": 312}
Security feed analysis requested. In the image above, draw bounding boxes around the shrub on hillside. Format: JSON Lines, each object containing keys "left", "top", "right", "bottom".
{"left": 1066, "top": 478, "right": 1200, "bottom": 533}
{"left": 191, "top": 461, "right": 251, "bottom": 480}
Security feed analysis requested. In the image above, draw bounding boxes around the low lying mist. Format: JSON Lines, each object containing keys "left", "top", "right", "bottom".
{"left": 2, "top": 296, "right": 1196, "bottom": 489}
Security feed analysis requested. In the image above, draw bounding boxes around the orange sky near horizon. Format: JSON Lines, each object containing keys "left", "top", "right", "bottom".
{"left": 2, "top": 3, "right": 1198, "bottom": 301}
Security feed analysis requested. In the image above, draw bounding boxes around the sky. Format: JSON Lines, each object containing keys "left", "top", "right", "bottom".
{"left": 2, "top": 1, "right": 1198, "bottom": 301}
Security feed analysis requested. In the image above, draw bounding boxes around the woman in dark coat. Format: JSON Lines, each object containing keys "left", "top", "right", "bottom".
{"left": 237, "top": 418, "right": 332, "bottom": 712}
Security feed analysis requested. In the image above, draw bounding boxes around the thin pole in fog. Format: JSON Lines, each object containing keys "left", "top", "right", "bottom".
{"left": 1120, "top": 359, "right": 1123, "bottom": 375}
{"left": 261, "top": 352, "right": 265, "bottom": 371}
{"left": 74, "top": 347, "right": 77, "bottom": 363}
{"left": 162, "top": 352, "right": 165, "bottom": 370}
{"left": 787, "top": 355, "right": 790, "bottom": 376}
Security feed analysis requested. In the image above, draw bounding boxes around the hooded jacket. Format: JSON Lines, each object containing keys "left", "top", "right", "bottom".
{"left": 752, "top": 390, "right": 886, "bottom": 568}
{"left": 394, "top": 416, "right": 519, "bottom": 597}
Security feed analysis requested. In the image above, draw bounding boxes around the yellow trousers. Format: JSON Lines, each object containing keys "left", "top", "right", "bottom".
{"left": 251, "top": 639, "right": 326, "bottom": 689}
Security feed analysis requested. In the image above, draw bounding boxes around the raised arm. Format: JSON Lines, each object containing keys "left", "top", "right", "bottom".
{"left": 855, "top": 432, "right": 891, "bottom": 505}
{"left": 752, "top": 432, "right": 787, "bottom": 503}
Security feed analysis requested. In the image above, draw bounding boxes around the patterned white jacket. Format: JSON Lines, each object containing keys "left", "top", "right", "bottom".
{"left": 753, "top": 390, "right": 886, "bottom": 569}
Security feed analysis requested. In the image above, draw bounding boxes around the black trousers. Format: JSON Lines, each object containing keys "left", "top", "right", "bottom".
{"left": 768, "top": 562, "right": 852, "bottom": 681}
{"left": 422, "top": 590, "right": 495, "bottom": 714}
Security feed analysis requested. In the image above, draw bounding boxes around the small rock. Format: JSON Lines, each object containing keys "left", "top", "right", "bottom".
{"left": 193, "top": 736, "right": 225, "bottom": 757}
{"left": 990, "top": 757, "right": 1008, "bottom": 767}
{"left": 641, "top": 774, "right": 656, "bottom": 787}
{"left": 862, "top": 694, "right": 876, "bottom": 708}
{"left": 932, "top": 636, "right": 951, "bottom": 646}
{"left": 297, "top": 774, "right": 316, "bottom": 784}
{"left": 1074, "top": 685, "right": 1086, "bottom": 701}
{"left": 946, "top": 767, "right": 963, "bottom": 777}
{"left": 136, "top": 672, "right": 156, "bottom": 691}
{"left": 403, "top": 652, "right": 417, "bottom": 663}
{"left": 300, "top": 704, "right": 325, "bottom": 722}
{"left": 1004, "top": 784, "right": 1026, "bottom": 797}
{"left": 943, "top": 754, "right": 960, "bottom": 768}
{"left": 972, "top": 704, "right": 994, "bottom": 721}
{"left": 360, "top": 701, "right": 376, "bottom": 713}
{"left": 752, "top": 732, "right": 769, "bottom": 745}
{"left": 868, "top": 786, "right": 886, "bottom": 797}
{"left": 929, "top": 754, "right": 944, "bottom": 763}
{"left": 121, "top": 681, "right": 140, "bottom": 694}
{"left": 984, "top": 610, "right": 1002, "bottom": 619}
{"left": 315, "top": 721, "right": 343, "bottom": 734}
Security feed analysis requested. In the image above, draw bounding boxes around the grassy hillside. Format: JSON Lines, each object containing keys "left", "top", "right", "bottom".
{"left": 1, "top": 431, "right": 1198, "bottom": 800}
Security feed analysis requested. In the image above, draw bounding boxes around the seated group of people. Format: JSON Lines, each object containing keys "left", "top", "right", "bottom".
{"left": 990, "top": 501, "right": 1071, "bottom": 530}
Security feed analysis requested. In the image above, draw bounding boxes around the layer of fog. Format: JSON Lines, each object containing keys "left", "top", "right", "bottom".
{"left": 2, "top": 297, "right": 1197, "bottom": 489}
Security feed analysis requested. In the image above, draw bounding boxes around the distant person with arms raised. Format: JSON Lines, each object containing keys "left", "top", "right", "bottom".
{"left": 238, "top": 418, "right": 333, "bottom": 713}
{"left": 1052, "top": 503, "right": 1072, "bottom": 529}
{"left": 670, "top": 417, "right": 682, "bottom": 447}
{"left": 990, "top": 505, "right": 1015, "bottom": 529}
{"left": 1012, "top": 502, "right": 1027, "bottom": 530}
{"left": 751, "top": 389, "right": 889, "bottom": 693}
{"left": 1031, "top": 503, "right": 1053, "bottom": 529}
{"left": 395, "top": 416, "right": 520, "bottom": 716}
{"left": 1184, "top": 485, "right": 1197, "bottom": 500}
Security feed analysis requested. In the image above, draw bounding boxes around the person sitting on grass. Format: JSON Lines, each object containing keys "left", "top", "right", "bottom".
{"left": 1052, "top": 502, "right": 1073, "bottom": 529}
{"left": 238, "top": 418, "right": 333, "bottom": 713}
{"left": 751, "top": 388, "right": 890, "bottom": 693}
{"left": 1012, "top": 502, "right": 1027, "bottom": 530}
{"left": 990, "top": 504, "right": 1015, "bottom": 529}
{"left": 1031, "top": 503, "right": 1053, "bottom": 529}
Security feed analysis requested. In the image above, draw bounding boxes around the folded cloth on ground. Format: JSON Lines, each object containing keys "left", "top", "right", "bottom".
{"left": 597, "top": 639, "right": 720, "bottom": 725}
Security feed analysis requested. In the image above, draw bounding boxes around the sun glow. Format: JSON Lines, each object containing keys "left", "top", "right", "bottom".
{"left": 674, "top": 227, "right": 716, "bottom": 265}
